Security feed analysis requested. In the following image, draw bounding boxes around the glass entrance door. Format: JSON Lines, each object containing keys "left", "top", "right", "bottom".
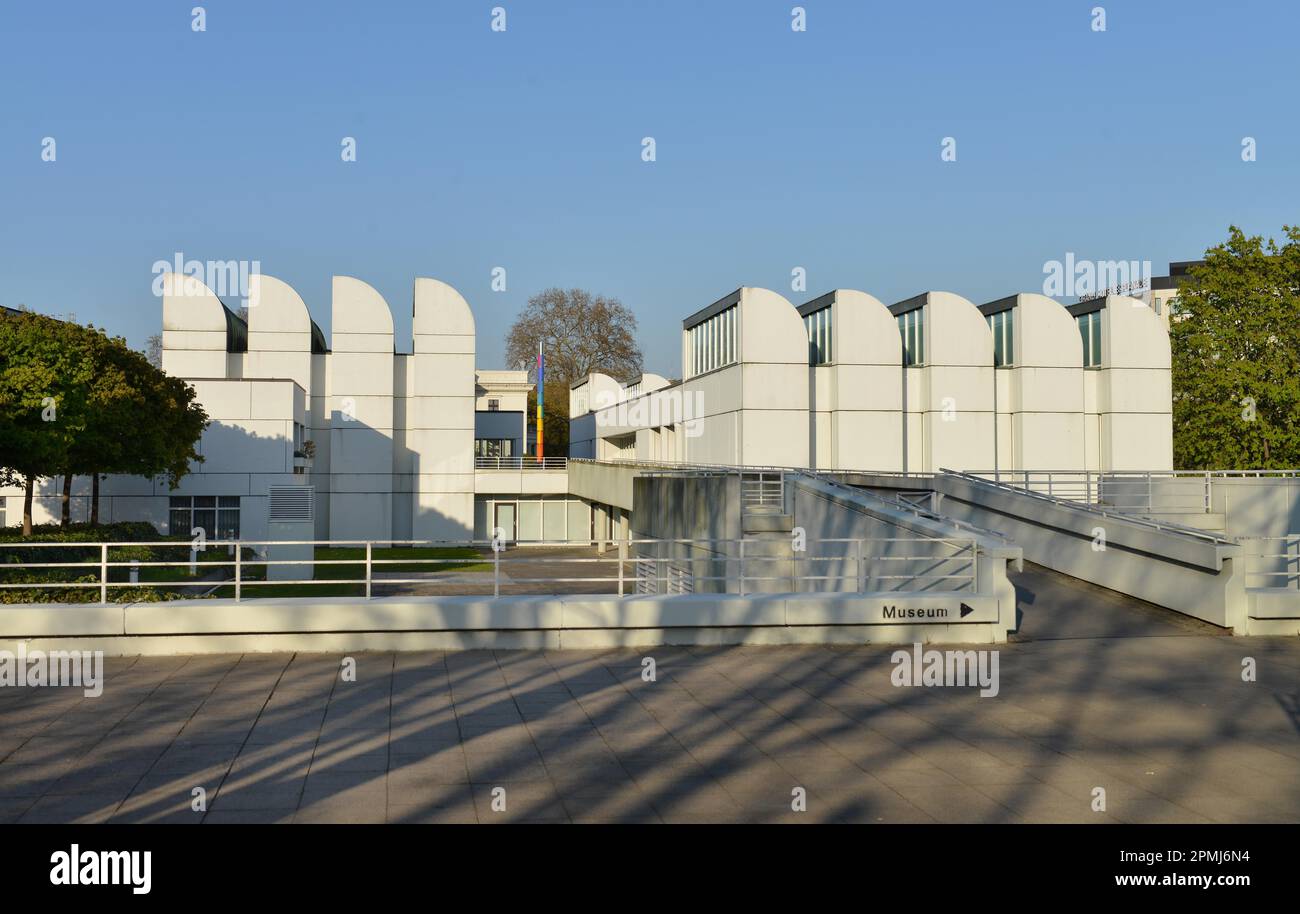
{"left": 493, "top": 503, "right": 516, "bottom": 544}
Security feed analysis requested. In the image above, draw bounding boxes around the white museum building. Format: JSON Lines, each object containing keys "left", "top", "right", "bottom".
{"left": 1, "top": 273, "right": 576, "bottom": 543}
{"left": 570, "top": 286, "right": 1172, "bottom": 474}
{"left": 2, "top": 275, "right": 1171, "bottom": 542}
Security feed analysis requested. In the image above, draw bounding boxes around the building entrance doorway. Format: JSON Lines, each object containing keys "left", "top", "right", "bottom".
{"left": 493, "top": 502, "right": 517, "bottom": 544}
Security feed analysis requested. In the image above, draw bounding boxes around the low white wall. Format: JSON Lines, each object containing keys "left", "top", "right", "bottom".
{"left": 0, "top": 590, "right": 1010, "bottom": 656}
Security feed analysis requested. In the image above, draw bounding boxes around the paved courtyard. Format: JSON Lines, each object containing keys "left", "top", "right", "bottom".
{"left": 1, "top": 565, "right": 1298, "bottom": 824}
{"left": 374, "top": 545, "right": 629, "bottom": 597}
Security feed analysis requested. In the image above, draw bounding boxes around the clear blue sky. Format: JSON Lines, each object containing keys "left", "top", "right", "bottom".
{"left": 1, "top": 0, "right": 1295, "bottom": 376}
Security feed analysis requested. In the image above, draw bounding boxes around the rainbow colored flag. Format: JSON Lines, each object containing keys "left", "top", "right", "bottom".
{"left": 536, "top": 343, "right": 544, "bottom": 462}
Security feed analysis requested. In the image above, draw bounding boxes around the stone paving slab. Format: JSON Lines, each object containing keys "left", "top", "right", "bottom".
{"left": 0, "top": 566, "right": 1297, "bottom": 824}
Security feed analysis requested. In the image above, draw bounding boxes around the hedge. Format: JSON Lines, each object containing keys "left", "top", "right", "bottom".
{"left": 0, "top": 523, "right": 224, "bottom": 603}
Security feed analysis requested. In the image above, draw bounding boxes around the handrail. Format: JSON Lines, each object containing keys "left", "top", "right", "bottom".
{"left": 966, "top": 468, "right": 1300, "bottom": 478}
{"left": 940, "top": 469, "right": 1234, "bottom": 544}
{"left": 0, "top": 535, "right": 981, "bottom": 603}
{"left": 576, "top": 458, "right": 1009, "bottom": 542}
{"left": 1237, "top": 535, "right": 1300, "bottom": 591}
{"left": 474, "top": 456, "right": 568, "bottom": 470}
{"left": 963, "top": 469, "right": 1213, "bottom": 513}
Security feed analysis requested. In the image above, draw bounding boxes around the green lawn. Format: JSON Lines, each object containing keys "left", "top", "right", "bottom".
{"left": 211, "top": 545, "right": 490, "bottom": 599}
{"left": 2, "top": 537, "right": 491, "bottom": 601}
{"left": 0, "top": 535, "right": 228, "bottom": 602}
{"left": 133, "top": 546, "right": 241, "bottom": 587}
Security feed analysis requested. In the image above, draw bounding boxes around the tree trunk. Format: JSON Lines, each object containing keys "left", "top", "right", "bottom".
{"left": 60, "top": 472, "right": 72, "bottom": 527}
{"left": 91, "top": 472, "right": 100, "bottom": 526}
{"left": 23, "top": 475, "right": 34, "bottom": 537}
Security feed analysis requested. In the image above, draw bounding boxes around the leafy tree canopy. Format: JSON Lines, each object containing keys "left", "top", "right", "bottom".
{"left": 0, "top": 313, "right": 208, "bottom": 534}
{"left": 1171, "top": 225, "right": 1300, "bottom": 469}
{"left": 505, "top": 288, "right": 644, "bottom": 387}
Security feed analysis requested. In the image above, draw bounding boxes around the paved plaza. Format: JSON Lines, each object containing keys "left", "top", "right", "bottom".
{"left": 1, "top": 565, "right": 1297, "bottom": 824}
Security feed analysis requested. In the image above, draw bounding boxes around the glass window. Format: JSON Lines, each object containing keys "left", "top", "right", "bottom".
{"left": 987, "top": 310, "right": 1015, "bottom": 367}
{"left": 898, "top": 307, "right": 925, "bottom": 367}
{"left": 917, "top": 309, "right": 924, "bottom": 365}
{"left": 1007, "top": 309, "right": 1013, "bottom": 365}
{"left": 685, "top": 305, "right": 739, "bottom": 378}
{"left": 1077, "top": 311, "right": 1103, "bottom": 367}
{"left": 193, "top": 507, "right": 216, "bottom": 539}
{"left": 168, "top": 495, "right": 239, "bottom": 539}
{"left": 724, "top": 308, "right": 733, "bottom": 364}
{"left": 217, "top": 498, "right": 240, "bottom": 539}
{"left": 475, "top": 439, "right": 514, "bottom": 459}
{"left": 168, "top": 497, "right": 190, "bottom": 537}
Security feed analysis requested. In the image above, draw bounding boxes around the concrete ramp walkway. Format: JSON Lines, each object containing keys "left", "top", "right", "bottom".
{"left": 1009, "top": 562, "right": 1228, "bottom": 642}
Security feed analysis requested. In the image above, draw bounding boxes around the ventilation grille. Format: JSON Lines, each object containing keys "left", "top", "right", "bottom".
{"left": 268, "top": 485, "right": 314, "bottom": 522}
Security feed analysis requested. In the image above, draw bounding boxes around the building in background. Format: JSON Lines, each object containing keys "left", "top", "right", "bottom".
{"left": 0, "top": 273, "right": 586, "bottom": 544}
{"left": 570, "top": 285, "right": 1172, "bottom": 474}
{"left": 1, "top": 270, "right": 1179, "bottom": 539}
{"left": 1145, "top": 260, "right": 1203, "bottom": 328}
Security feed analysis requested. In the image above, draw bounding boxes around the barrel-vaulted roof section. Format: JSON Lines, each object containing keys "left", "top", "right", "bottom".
{"left": 413, "top": 277, "right": 476, "bottom": 342}
{"left": 1011, "top": 293, "right": 1083, "bottom": 368}
{"left": 924, "top": 291, "right": 993, "bottom": 367}
{"left": 247, "top": 274, "right": 310, "bottom": 343}
{"left": 1104, "top": 294, "right": 1171, "bottom": 370}
{"left": 828, "top": 289, "right": 902, "bottom": 366}
{"left": 331, "top": 275, "right": 394, "bottom": 353}
{"left": 737, "top": 287, "right": 806, "bottom": 365}
{"left": 160, "top": 272, "right": 246, "bottom": 352}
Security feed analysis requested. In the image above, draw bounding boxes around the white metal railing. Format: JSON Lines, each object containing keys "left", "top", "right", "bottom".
{"left": 965, "top": 470, "right": 1215, "bottom": 515}
{"left": 1240, "top": 536, "right": 1300, "bottom": 591}
{"left": 741, "top": 471, "right": 784, "bottom": 510}
{"left": 475, "top": 456, "right": 568, "bottom": 470}
{"left": 0, "top": 535, "right": 980, "bottom": 603}
{"left": 577, "top": 458, "right": 1011, "bottom": 546}
{"left": 943, "top": 470, "right": 1234, "bottom": 544}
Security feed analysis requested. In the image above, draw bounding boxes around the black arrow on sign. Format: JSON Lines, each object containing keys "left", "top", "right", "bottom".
{"left": 960, "top": 603, "right": 974, "bottom": 618}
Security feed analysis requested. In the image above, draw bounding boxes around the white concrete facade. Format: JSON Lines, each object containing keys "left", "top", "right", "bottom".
{"left": 0, "top": 273, "right": 563, "bottom": 541}
{"left": 570, "top": 287, "right": 812, "bottom": 468}
{"left": 1076, "top": 295, "right": 1174, "bottom": 472}
{"left": 570, "top": 287, "right": 1173, "bottom": 474}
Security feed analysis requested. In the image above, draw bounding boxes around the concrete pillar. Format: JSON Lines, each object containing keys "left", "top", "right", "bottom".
{"left": 594, "top": 504, "right": 608, "bottom": 554}
{"left": 409, "top": 278, "right": 476, "bottom": 539}
{"left": 329, "top": 276, "right": 395, "bottom": 541}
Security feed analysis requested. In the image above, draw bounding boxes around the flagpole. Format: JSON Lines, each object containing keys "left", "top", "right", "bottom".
{"left": 536, "top": 342, "right": 544, "bottom": 463}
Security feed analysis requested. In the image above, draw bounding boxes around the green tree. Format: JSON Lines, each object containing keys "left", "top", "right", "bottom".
{"left": 0, "top": 313, "right": 97, "bottom": 534}
{"left": 505, "top": 288, "right": 644, "bottom": 387}
{"left": 1171, "top": 225, "right": 1300, "bottom": 469}
{"left": 69, "top": 330, "right": 209, "bottom": 525}
{"left": 505, "top": 288, "right": 643, "bottom": 459}
{"left": 0, "top": 314, "right": 209, "bottom": 535}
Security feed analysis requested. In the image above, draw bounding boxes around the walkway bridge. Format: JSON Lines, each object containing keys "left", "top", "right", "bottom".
{"left": 570, "top": 459, "right": 1300, "bottom": 637}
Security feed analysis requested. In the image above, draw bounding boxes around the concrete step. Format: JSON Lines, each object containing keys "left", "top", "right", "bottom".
{"left": 742, "top": 513, "right": 794, "bottom": 534}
